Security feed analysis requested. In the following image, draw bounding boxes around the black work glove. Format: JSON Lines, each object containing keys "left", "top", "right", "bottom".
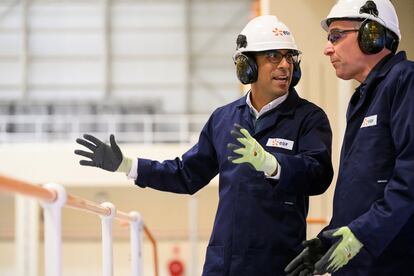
{"left": 75, "top": 134, "right": 124, "bottom": 172}
{"left": 284, "top": 238, "right": 328, "bottom": 276}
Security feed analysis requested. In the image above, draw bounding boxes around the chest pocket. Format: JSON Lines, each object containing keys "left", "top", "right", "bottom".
{"left": 353, "top": 123, "right": 394, "bottom": 181}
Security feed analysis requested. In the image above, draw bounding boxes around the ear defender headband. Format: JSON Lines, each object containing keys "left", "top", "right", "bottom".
{"left": 357, "top": 0, "right": 398, "bottom": 54}
{"left": 234, "top": 34, "right": 301, "bottom": 87}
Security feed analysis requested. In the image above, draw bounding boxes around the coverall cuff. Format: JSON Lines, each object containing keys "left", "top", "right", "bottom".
{"left": 348, "top": 222, "right": 377, "bottom": 257}
{"left": 265, "top": 159, "right": 281, "bottom": 179}
{"left": 272, "top": 152, "right": 296, "bottom": 192}
{"left": 134, "top": 158, "right": 152, "bottom": 188}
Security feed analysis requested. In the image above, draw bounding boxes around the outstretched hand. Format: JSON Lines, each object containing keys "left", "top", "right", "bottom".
{"left": 75, "top": 134, "right": 131, "bottom": 173}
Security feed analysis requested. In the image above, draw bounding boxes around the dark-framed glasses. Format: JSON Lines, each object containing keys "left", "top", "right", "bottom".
{"left": 261, "top": 50, "right": 300, "bottom": 64}
{"left": 327, "top": 29, "right": 359, "bottom": 44}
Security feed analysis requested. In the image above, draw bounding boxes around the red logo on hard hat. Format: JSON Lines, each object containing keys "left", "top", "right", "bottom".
{"left": 272, "top": 28, "right": 291, "bottom": 36}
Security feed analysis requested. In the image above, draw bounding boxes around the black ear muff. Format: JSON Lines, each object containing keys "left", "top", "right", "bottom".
{"left": 357, "top": 1, "right": 388, "bottom": 55}
{"left": 290, "top": 61, "right": 301, "bottom": 89}
{"left": 234, "top": 53, "right": 258, "bottom": 85}
{"left": 358, "top": 20, "right": 386, "bottom": 54}
{"left": 385, "top": 29, "right": 399, "bottom": 54}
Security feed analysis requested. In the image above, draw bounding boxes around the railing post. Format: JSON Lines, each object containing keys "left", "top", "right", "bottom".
{"left": 40, "top": 183, "right": 67, "bottom": 276}
{"left": 100, "top": 202, "right": 116, "bottom": 276}
{"left": 0, "top": 176, "right": 157, "bottom": 275}
{"left": 129, "top": 211, "right": 143, "bottom": 276}
{"left": 15, "top": 195, "right": 39, "bottom": 276}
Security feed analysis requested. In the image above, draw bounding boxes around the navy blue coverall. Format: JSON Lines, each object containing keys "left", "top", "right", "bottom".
{"left": 322, "top": 52, "right": 414, "bottom": 276}
{"left": 136, "top": 89, "right": 333, "bottom": 275}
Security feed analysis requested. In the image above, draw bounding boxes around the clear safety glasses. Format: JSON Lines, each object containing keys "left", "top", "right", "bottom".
{"left": 259, "top": 50, "right": 300, "bottom": 64}
{"left": 327, "top": 29, "right": 359, "bottom": 44}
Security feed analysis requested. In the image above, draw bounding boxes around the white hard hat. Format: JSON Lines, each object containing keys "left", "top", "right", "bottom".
{"left": 235, "top": 15, "right": 300, "bottom": 54}
{"left": 321, "top": 0, "right": 401, "bottom": 40}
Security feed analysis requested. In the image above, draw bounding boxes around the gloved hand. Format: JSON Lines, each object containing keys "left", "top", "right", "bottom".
{"left": 284, "top": 238, "right": 328, "bottom": 276}
{"left": 227, "top": 123, "right": 278, "bottom": 176}
{"left": 314, "top": 226, "right": 363, "bottom": 274}
{"left": 74, "top": 134, "right": 132, "bottom": 174}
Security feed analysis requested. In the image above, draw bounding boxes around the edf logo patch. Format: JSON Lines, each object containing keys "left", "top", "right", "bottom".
{"left": 272, "top": 28, "right": 291, "bottom": 36}
{"left": 361, "top": 115, "right": 377, "bottom": 128}
{"left": 266, "top": 138, "right": 294, "bottom": 150}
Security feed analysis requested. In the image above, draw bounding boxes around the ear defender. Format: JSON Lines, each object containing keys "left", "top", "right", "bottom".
{"left": 234, "top": 53, "right": 258, "bottom": 85}
{"left": 357, "top": 0, "right": 398, "bottom": 55}
{"left": 290, "top": 62, "right": 301, "bottom": 88}
{"left": 358, "top": 20, "right": 386, "bottom": 54}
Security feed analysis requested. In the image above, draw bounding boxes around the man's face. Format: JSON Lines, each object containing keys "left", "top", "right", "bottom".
{"left": 254, "top": 49, "right": 295, "bottom": 98}
{"left": 324, "top": 20, "right": 368, "bottom": 82}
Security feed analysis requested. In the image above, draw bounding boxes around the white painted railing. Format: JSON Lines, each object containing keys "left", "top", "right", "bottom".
{"left": 0, "top": 175, "right": 159, "bottom": 276}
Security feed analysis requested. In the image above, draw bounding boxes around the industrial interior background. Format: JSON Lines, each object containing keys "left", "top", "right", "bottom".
{"left": 0, "top": 0, "right": 413, "bottom": 275}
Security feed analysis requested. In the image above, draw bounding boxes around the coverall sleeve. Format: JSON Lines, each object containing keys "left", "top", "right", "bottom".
{"left": 134, "top": 116, "right": 219, "bottom": 195}
{"left": 274, "top": 108, "right": 333, "bottom": 196}
{"left": 348, "top": 68, "right": 414, "bottom": 257}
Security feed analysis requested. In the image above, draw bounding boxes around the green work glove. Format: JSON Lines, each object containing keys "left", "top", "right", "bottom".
{"left": 314, "top": 226, "right": 363, "bottom": 274}
{"left": 284, "top": 238, "right": 328, "bottom": 276}
{"left": 227, "top": 123, "right": 278, "bottom": 176}
{"left": 75, "top": 134, "right": 132, "bottom": 174}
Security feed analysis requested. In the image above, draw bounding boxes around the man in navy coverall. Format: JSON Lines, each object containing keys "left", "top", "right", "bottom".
{"left": 75, "top": 15, "right": 333, "bottom": 276}
{"left": 285, "top": 0, "right": 414, "bottom": 275}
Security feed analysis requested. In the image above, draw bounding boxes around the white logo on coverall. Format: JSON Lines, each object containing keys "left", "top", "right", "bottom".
{"left": 361, "top": 115, "right": 377, "bottom": 128}
{"left": 266, "top": 138, "right": 294, "bottom": 150}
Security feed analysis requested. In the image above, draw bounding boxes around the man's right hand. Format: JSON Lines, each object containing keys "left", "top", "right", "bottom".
{"left": 75, "top": 134, "right": 131, "bottom": 173}
{"left": 227, "top": 123, "right": 278, "bottom": 176}
{"left": 284, "top": 238, "right": 327, "bottom": 276}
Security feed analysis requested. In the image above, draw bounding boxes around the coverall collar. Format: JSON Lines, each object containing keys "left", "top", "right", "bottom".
{"left": 237, "top": 89, "right": 299, "bottom": 135}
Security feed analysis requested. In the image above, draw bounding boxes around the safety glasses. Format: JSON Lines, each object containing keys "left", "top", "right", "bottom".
{"left": 259, "top": 50, "right": 300, "bottom": 64}
{"left": 327, "top": 29, "right": 359, "bottom": 44}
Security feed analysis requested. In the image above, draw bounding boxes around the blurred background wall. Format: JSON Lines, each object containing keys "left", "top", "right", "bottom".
{"left": 0, "top": 0, "right": 413, "bottom": 275}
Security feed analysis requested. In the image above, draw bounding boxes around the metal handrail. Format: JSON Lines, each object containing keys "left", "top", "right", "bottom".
{"left": 0, "top": 175, "right": 159, "bottom": 276}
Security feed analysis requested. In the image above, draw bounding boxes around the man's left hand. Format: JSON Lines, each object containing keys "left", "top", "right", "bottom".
{"left": 314, "top": 226, "right": 363, "bottom": 274}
